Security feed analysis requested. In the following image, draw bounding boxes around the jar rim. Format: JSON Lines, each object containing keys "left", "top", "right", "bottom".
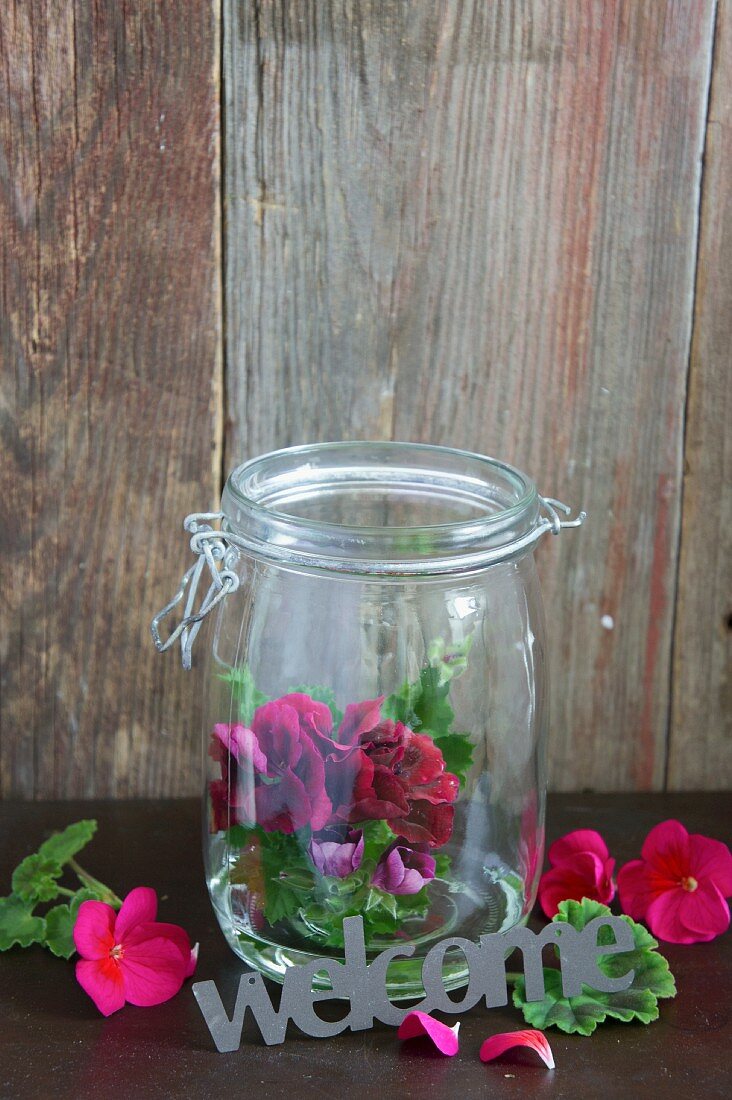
{"left": 221, "top": 442, "right": 545, "bottom": 576}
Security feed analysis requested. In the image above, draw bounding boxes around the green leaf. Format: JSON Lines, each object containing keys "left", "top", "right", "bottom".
{"left": 382, "top": 665, "right": 454, "bottom": 737}
{"left": 433, "top": 733, "right": 473, "bottom": 784}
{"left": 512, "top": 899, "right": 676, "bottom": 1036}
{"left": 413, "top": 666, "right": 454, "bottom": 738}
{"left": 288, "top": 684, "right": 343, "bottom": 728}
{"left": 11, "top": 855, "right": 64, "bottom": 904}
{"left": 259, "top": 830, "right": 315, "bottom": 927}
{"left": 0, "top": 895, "right": 46, "bottom": 950}
{"left": 218, "top": 665, "right": 268, "bottom": 724}
{"left": 38, "top": 820, "right": 97, "bottom": 866}
{"left": 43, "top": 889, "right": 101, "bottom": 959}
{"left": 382, "top": 678, "right": 422, "bottom": 727}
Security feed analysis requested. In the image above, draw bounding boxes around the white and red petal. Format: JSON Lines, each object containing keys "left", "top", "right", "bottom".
{"left": 480, "top": 1029, "right": 555, "bottom": 1069}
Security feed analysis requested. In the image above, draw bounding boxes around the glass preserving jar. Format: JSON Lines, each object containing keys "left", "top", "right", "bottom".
{"left": 153, "top": 442, "right": 584, "bottom": 999}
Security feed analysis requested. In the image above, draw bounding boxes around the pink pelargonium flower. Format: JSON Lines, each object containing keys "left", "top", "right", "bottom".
{"left": 537, "top": 829, "right": 615, "bottom": 918}
{"left": 617, "top": 819, "right": 732, "bottom": 944}
{"left": 74, "top": 887, "right": 197, "bottom": 1017}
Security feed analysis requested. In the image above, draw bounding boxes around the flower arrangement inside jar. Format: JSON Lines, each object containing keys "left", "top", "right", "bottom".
{"left": 205, "top": 634, "right": 528, "bottom": 994}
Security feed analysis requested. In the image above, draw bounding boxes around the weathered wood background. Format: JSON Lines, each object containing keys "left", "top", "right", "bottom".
{"left": 1, "top": 1, "right": 729, "bottom": 798}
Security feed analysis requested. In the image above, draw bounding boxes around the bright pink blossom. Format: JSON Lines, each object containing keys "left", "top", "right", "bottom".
{"left": 618, "top": 819, "right": 732, "bottom": 944}
{"left": 74, "top": 887, "right": 196, "bottom": 1017}
{"left": 397, "top": 1010, "right": 460, "bottom": 1056}
{"left": 479, "top": 1029, "right": 555, "bottom": 1069}
{"left": 537, "top": 829, "right": 615, "bottom": 918}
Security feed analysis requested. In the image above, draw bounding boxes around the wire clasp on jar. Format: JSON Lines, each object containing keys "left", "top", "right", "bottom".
{"left": 150, "top": 513, "right": 240, "bottom": 670}
{"left": 538, "top": 496, "right": 587, "bottom": 535}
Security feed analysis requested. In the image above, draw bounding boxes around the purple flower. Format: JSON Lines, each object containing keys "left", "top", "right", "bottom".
{"left": 309, "top": 828, "right": 364, "bottom": 879}
{"left": 208, "top": 700, "right": 332, "bottom": 835}
{"left": 371, "top": 840, "right": 436, "bottom": 896}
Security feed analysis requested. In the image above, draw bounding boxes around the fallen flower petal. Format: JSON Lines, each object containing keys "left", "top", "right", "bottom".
{"left": 480, "top": 1030, "right": 555, "bottom": 1070}
{"left": 397, "top": 1011, "right": 460, "bottom": 1056}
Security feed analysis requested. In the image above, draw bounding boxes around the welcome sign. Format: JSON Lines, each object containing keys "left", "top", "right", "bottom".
{"left": 193, "top": 913, "right": 636, "bottom": 1051}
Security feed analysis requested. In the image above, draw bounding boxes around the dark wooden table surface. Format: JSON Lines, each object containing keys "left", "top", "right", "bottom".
{"left": 1, "top": 794, "right": 730, "bottom": 1100}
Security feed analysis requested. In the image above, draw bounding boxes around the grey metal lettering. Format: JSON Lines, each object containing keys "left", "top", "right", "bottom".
{"left": 193, "top": 913, "right": 639, "bottom": 1050}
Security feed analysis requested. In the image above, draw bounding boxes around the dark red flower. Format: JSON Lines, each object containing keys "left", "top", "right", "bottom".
{"left": 388, "top": 799, "right": 455, "bottom": 847}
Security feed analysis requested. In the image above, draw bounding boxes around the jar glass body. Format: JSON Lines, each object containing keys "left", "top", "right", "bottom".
{"left": 201, "top": 443, "right": 548, "bottom": 999}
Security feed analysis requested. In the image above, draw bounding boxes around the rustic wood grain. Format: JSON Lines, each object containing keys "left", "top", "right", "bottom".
{"left": 668, "top": 0, "right": 732, "bottom": 790}
{"left": 224, "top": 1, "right": 717, "bottom": 790}
{"left": 0, "top": 2, "right": 221, "bottom": 797}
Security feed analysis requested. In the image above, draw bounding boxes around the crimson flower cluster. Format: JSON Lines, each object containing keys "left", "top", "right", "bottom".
{"left": 209, "top": 692, "right": 458, "bottom": 852}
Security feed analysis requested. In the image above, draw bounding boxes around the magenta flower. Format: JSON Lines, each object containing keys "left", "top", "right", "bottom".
{"left": 74, "top": 887, "right": 196, "bottom": 1017}
{"left": 209, "top": 699, "right": 332, "bottom": 834}
{"left": 537, "top": 829, "right": 615, "bottom": 918}
{"left": 372, "top": 840, "right": 436, "bottom": 895}
{"left": 308, "top": 827, "right": 364, "bottom": 878}
{"left": 618, "top": 819, "right": 732, "bottom": 944}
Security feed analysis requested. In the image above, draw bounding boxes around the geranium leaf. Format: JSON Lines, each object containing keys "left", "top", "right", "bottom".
{"left": 382, "top": 679, "right": 422, "bottom": 727}
{"left": 44, "top": 904, "right": 75, "bottom": 959}
{"left": 219, "top": 665, "right": 268, "bottom": 725}
{"left": 38, "top": 820, "right": 97, "bottom": 866}
{"left": 513, "top": 899, "right": 676, "bottom": 1035}
{"left": 413, "top": 668, "right": 454, "bottom": 738}
{"left": 0, "top": 895, "right": 47, "bottom": 950}
{"left": 288, "top": 684, "right": 343, "bottom": 727}
{"left": 11, "top": 854, "right": 64, "bottom": 904}
{"left": 433, "top": 733, "right": 473, "bottom": 784}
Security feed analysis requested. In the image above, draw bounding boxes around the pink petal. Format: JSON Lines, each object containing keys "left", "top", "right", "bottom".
{"left": 679, "top": 880, "right": 731, "bottom": 938}
{"left": 689, "top": 833, "right": 732, "bottom": 897}
{"left": 73, "top": 900, "right": 116, "bottom": 960}
{"left": 548, "top": 829, "right": 610, "bottom": 866}
{"left": 640, "top": 820, "right": 690, "bottom": 880}
{"left": 646, "top": 879, "right": 730, "bottom": 943}
{"left": 617, "top": 858, "right": 657, "bottom": 919}
{"left": 480, "top": 1030, "right": 555, "bottom": 1070}
{"left": 538, "top": 852, "right": 615, "bottom": 918}
{"left": 115, "top": 887, "right": 158, "bottom": 941}
{"left": 146, "top": 921, "right": 192, "bottom": 966}
{"left": 337, "top": 697, "right": 385, "bottom": 744}
{"left": 118, "top": 928, "right": 188, "bottom": 1007}
{"left": 76, "top": 957, "right": 126, "bottom": 1017}
{"left": 397, "top": 1011, "right": 460, "bottom": 1056}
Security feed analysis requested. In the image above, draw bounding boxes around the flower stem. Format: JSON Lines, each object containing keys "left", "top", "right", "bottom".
{"left": 69, "top": 859, "right": 123, "bottom": 908}
{"left": 56, "top": 886, "right": 78, "bottom": 899}
{"left": 504, "top": 971, "right": 522, "bottom": 986}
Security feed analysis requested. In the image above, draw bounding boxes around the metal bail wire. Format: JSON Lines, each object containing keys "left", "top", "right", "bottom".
{"left": 538, "top": 496, "right": 587, "bottom": 536}
{"left": 150, "top": 513, "right": 240, "bottom": 670}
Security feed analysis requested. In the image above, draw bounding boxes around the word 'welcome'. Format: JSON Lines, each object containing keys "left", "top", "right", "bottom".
{"left": 193, "top": 914, "right": 635, "bottom": 1051}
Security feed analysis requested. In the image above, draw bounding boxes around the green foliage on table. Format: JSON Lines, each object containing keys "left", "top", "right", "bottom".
{"left": 0, "top": 821, "right": 121, "bottom": 957}
{"left": 512, "top": 898, "right": 677, "bottom": 1036}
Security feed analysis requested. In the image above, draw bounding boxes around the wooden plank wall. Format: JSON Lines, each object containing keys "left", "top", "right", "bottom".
{"left": 0, "top": 2, "right": 221, "bottom": 797}
{"left": 1, "top": 1, "right": 729, "bottom": 797}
